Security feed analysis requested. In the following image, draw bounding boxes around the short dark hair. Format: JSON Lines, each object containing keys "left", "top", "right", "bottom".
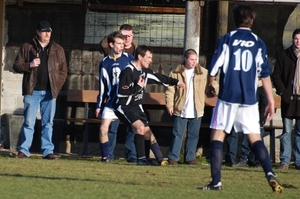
{"left": 119, "top": 24, "right": 133, "bottom": 31}
{"left": 134, "top": 45, "right": 153, "bottom": 60}
{"left": 184, "top": 49, "right": 197, "bottom": 58}
{"left": 233, "top": 5, "right": 256, "bottom": 28}
{"left": 292, "top": 28, "right": 300, "bottom": 38}
{"left": 183, "top": 49, "right": 198, "bottom": 65}
{"left": 107, "top": 31, "right": 125, "bottom": 46}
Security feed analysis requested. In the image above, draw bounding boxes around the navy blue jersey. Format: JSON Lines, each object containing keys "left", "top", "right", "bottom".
{"left": 117, "top": 63, "right": 179, "bottom": 106}
{"left": 209, "top": 28, "right": 271, "bottom": 105}
{"left": 96, "top": 52, "right": 134, "bottom": 109}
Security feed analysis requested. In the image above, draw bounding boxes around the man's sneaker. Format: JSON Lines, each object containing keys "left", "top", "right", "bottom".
{"left": 43, "top": 153, "right": 57, "bottom": 160}
{"left": 267, "top": 174, "right": 283, "bottom": 194}
{"left": 15, "top": 151, "right": 28, "bottom": 159}
{"left": 158, "top": 160, "right": 169, "bottom": 166}
{"left": 148, "top": 159, "right": 157, "bottom": 165}
{"left": 248, "top": 161, "right": 261, "bottom": 168}
{"left": 99, "top": 157, "right": 111, "bottom": 163}
{"left": 223, "top": 161, "right": 234, "bottom": 167}
{"left": 233, "top": 159, "right": 247, "bottom": 167}
{"left": 277, "top": 163, "right": 288, "bottom": 170}
{"left": 127, "top": 157, "right": 137, "bottom": 163}
{"left": 185, "top": 160, "right": 197, "bottom": 165}
{"left": 137, "top": 158, "right": 151, "bottom": 166}
{"left": 168, "top": 159, "right": 178, "bottom": 165}
{"left": 197, "top": 182, "right": 222, "bottom": 191}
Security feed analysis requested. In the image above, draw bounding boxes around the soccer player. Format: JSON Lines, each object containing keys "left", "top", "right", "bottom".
{"left": 96, "top": 31, "right": 135, "bottom": 162}
{"left": 115, "top": 45, "right": 185, "bottom": 165}
{"left": 198, "top": 5, "right": 283, "bottom": 194}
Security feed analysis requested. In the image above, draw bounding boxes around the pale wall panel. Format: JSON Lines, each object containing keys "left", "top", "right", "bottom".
{"left": 84, "top": 11, "right": 185, "bottom": 47}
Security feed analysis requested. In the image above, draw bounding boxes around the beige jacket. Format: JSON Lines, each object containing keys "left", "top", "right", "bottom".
{"left": 165, "top": 64, "right": 207, "bottom": 118}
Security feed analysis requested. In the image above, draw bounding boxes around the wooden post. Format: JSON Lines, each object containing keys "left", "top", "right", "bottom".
{"left": 0, "top": 0, "right": 4, "bottom": 132}
{"left": 216, "top": 1, "right": 229, "bottom": 41}
{"left": 213, "top": 2, "right": 229, "bottom": 87}
{"left": 184, "top": 1, "right": 205, "bottom": 55}
{"left": 18, "top": 0, "right": 23, "bottom": 6}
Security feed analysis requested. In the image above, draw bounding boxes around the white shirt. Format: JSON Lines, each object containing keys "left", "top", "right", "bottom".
{"left": 181, "top": 68, "right": 196, "bottom": 118}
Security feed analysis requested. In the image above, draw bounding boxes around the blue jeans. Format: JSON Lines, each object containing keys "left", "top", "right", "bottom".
{"left": 107, "top": 120, "right": 136, "bottom": 160}
{"left": 19, "top": 90, "right": 56, "bottom": 157}
{"left": 280, "top": 117, "right": 300, "bottom": 166}
{"left": 168, "top": 116, "right": 202, "bottom": 162}
{"left": 240, "top": 128, "right": 265, "bottom": 162}
{"left": 107, "top": 119, "right": 119, "bottom": 160}
{"left": 125, "top": 127, "right": 137, "bottom": 160}
{"left": 225, "top": 128, "right": 265, "bottom": 163}
{"left": 225, "top": 129, "right": 238, "bottom": 164}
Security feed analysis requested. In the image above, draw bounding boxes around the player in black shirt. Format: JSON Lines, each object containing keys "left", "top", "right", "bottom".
{"left": 115, "top": 45, "right": 185, "bottom": 165}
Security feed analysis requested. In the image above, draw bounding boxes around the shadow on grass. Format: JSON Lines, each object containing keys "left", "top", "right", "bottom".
{"left": 0, "top": 172, "right": 100, "bottom": 182}
{"left": 0, "top": 172, "right": 170, "bottom": 187}
{"left": 0, "top": 172, "right": 146, "bottom": 186}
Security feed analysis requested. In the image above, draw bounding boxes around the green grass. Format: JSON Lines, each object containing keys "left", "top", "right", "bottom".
{"left": 0, "top": 155, "right": 298, "bottom": 199}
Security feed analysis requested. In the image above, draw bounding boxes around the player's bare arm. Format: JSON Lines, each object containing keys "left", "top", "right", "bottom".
{"left": 95, "top": 108, "right": 101, "bottom": 118}
{"left": 205, "top": 76, "right": 217, "bottom": 97}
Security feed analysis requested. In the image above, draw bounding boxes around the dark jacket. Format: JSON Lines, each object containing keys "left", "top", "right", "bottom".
{"left": 272, "top": 45, "right": 300, "bottom": 118}
{"left": 257, "top": 85, "right": 268, "bottom": 126}
{"left": 13, "top": 36, "right": 67, "bottom": 98}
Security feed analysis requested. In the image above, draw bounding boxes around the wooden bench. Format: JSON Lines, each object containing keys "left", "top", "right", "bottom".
{"left": 66, "top": 89, "right": 216, "bottom": 155}
{"left": 264, "top": 95, "right": 282, "bottom": 162}
{"left": 67, "top": 89, "right": 282, "bottom": 162}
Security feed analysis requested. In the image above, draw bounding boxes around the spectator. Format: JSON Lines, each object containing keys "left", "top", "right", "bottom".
{"left": 198, "top": 5, "right": 282, "bottom": 194}
{"left": 115, "top": 45, "right": 185, "bottom": 165}
{"left": 166, "top": 49, "right": 210, "bottom": 165}
{"left": 96, "top": 31, "right": 136, "bottom": 162}
{"left": 272, "top": 28, "right": 300, "bottom": 170}
{"left": 13, "top": 21, "right": 67, "bottom": 160}
{"left": 100, "top": 24, "right": 138, "bottom": 56}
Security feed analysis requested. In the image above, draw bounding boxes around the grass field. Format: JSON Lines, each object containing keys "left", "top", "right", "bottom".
{"left": 0, "top": 152, "right": 298, "bottom": 199}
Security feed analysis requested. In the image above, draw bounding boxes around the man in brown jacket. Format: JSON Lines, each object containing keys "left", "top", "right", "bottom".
{"left": 13, "top": 21, "right": 67, "bottom": 160}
